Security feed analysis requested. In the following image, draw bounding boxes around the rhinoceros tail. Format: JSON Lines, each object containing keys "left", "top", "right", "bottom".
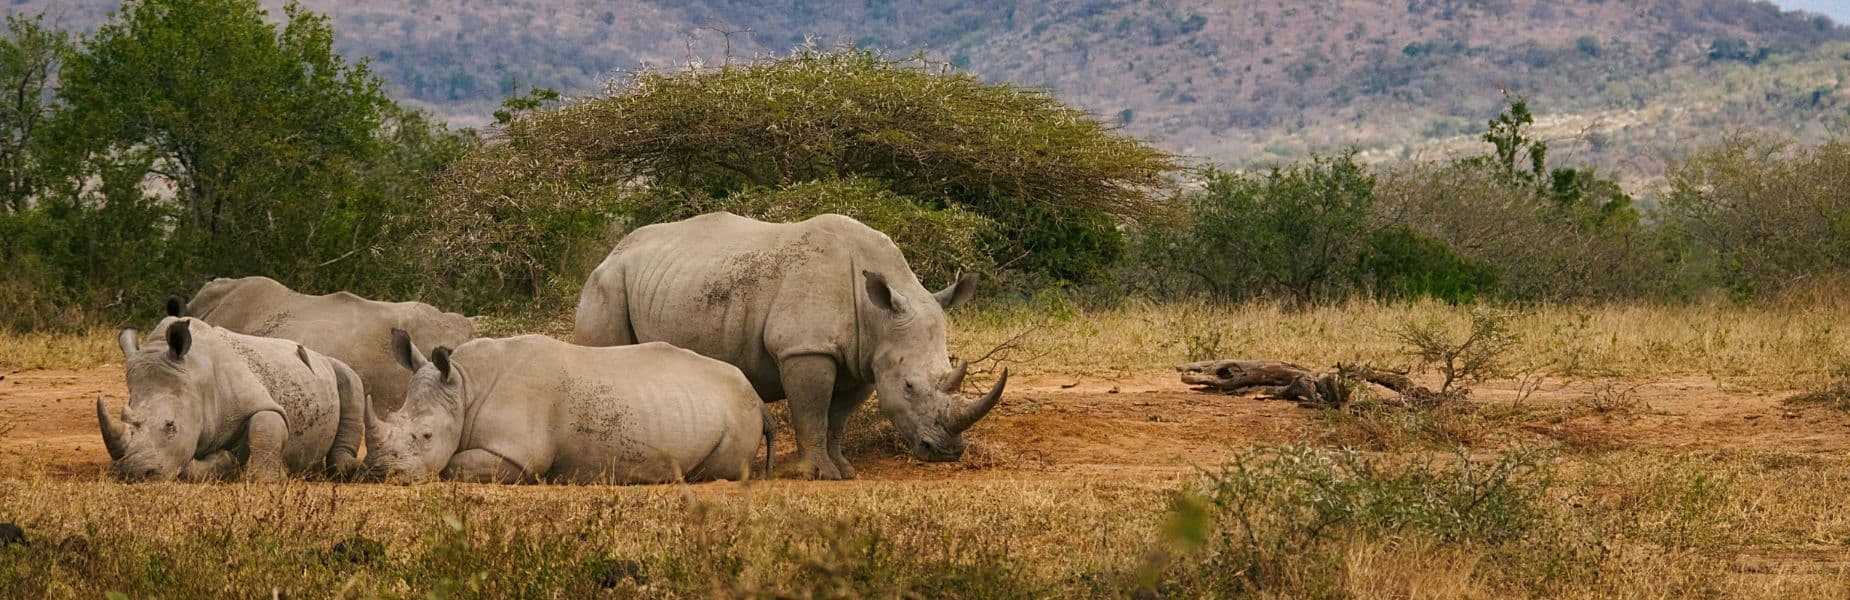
{"left": 761, "top": 404, "right": 775, "bottom": 476}
{"left": 573, "top": 262, "right": 637, "bottom": 347}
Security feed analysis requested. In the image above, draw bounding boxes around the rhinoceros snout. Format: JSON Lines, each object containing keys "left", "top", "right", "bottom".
{"left": 110, "top": 464, "right": 168, "bottom": 483}
{"left": 914, "top": 438, "right": 966, "bottom": 462}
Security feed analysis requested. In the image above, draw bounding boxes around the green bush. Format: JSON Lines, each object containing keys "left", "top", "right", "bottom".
{"left": 1360, "top": 226, "right": 1497, "bottom": 303}
{"left": 1147, "top": 152, "right": 1376, "bottom": 303}
{"left": 1152, "top": 446, "right": 1553, "bottom": 596}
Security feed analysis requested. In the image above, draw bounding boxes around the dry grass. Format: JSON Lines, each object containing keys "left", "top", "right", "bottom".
{"left": 4, "top": 449, "right": 1849, "bottom": 597}
{"left": 952, "top": 299, "right": 1850, "bottom": 387}
{"left": 0, "top": 327, "right": 117, "bottom": 372}
{"left": 0, "top": 477, "right": 1168, "bottom": 597}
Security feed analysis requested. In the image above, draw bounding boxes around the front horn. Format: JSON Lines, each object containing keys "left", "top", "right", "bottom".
{"left": 363, "top": 393, "right": 386, "bottom": 435}
{"left": 97, "top": 396, "right": 126, "bottom": 460}
{"left": 946, "top": 369, "right": 1007, "bottom": 434}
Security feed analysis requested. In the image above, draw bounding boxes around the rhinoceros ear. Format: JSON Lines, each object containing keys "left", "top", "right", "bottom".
{"left": 863, "top": 270, "right": 910, "bottom": 315}
{"left": 390, "top": 328, "right": 427, "bottom": 373}
{"left": 933, "top": 272, "right": 978, "bottom": 310}
{"left": 117, "top": 329, "right": 140, "bottom": 360}
{"left": 166, "top": 320, "right": 192, "bottom": 360}
{"left": 431, "top": 346, "right": 453, "bottom": 383}
{"left": 165, "top": 295, "right": 185, "bottom": 317}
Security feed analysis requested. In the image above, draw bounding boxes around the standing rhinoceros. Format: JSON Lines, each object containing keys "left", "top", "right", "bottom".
{"left": 574, "top": 212, "right": 1006, "bottom": 480}
{"left": 364, "top": 331, "right": 767, "bottom": 484}
{"left": 174, "top": 276, "right": 474, "bottom": 411}
{"left": 99, "top": 317, "right": 366, "bottom": 482}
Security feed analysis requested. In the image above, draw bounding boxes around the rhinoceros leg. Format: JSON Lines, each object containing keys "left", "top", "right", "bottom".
{"left": 778, "top": 355, "right": 845, "bottom": 480}
{"left": 242, "top": 410, "right": 289, "bottom": 483}
{"left": 826, "top": 384, "right": 874, "bottom": 480}
{"left": 180, "top": 450, "right": 239, "bottom": 482}
{"left": 442, "top": 449, "right": 533, "bottom": 484}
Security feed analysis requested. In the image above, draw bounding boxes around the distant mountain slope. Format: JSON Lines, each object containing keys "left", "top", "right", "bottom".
{"left": 13, "top": 0, "right": 1849, "bottom": 184}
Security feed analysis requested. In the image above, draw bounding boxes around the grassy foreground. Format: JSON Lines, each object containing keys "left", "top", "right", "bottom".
{"left": 2, "top": 300, "right": 1849, "bottom": 597}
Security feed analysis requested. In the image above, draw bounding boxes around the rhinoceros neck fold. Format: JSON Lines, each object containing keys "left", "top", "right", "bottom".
{"left": 454, "top": 359, "right": 500, "bottom": 448}
{"left": 846, "top": 261, "right": 881, "bottom": 386}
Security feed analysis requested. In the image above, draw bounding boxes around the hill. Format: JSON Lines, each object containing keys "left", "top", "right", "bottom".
{"left": 13, "top": 0, "right": 1850, "bottom": 184}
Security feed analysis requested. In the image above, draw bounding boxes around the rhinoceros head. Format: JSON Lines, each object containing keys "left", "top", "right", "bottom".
{"left": 862, "top": 270, "right": 1008, "bottom": 462}
{"left": 101, "top": 321, "right": 205, "bottom": 482}
{"left": 364, "top": 329, "right": 465, "bottom": 484}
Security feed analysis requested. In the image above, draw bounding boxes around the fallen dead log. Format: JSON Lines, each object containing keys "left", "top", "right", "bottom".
{"left": 1176, "top": 359, "right": 1445, "bottom": 408}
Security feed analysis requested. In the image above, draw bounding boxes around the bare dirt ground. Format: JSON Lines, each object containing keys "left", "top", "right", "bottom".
{"left": 8, "top": 362, "right": 1850, "bottom": 596}
{"left": 8, "top": 366, "right": 1844, "bottom": 482}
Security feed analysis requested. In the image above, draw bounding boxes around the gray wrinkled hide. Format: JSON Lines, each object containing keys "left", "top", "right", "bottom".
{"left": 105, "top": 318, "right": 364, "bottom": 481}
{"left": 180, "top": 276, "right": 473, "bottom": 411}
{"left": 574, "top": 212, "right": 997, "bottom": 480}
{"left": 368, "top": 336, "right": 764, "bottom": 484}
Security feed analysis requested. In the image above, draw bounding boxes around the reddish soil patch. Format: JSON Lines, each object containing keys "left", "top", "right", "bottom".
{"left": 4, "top": 367, "right": 1846, "bottom": 482}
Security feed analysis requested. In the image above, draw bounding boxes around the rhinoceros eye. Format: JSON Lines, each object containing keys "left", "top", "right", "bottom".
{"left": 163, "top": 420, "right": 177, "bottom": 434}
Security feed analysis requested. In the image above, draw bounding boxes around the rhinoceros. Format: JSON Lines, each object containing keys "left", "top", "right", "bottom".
{"left": 99, "top": 317, "right": 366, "bottom": 482}
{"left": 363, "top": 331, "right": 768, "bottom": 484}
{"left": 574, "top": 212, "right": 1006, "bottom": 480}
{"left": 174, "top": 276, "right": 474, "bottom": 411}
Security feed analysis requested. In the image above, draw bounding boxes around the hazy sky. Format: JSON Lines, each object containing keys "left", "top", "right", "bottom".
{"left": 1772, "top": 0, "right": 1850, "bottom": 24}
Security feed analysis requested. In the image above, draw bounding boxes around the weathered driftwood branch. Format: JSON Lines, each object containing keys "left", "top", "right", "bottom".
{"left": 1177, "top": 360, "right": 1445, "bottom": 408}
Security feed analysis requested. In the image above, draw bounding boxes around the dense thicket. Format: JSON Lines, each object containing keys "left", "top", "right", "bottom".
{"left": 2, "top": 1, "right": 1847, "bottom": 332}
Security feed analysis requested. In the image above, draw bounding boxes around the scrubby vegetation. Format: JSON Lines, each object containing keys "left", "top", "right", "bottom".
{"left": 5, "top": 0, "right": 1849, "bottom": 329}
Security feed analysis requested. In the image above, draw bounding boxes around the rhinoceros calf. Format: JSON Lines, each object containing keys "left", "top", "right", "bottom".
{"left": 175, "top": 276, "right": 474, "bottom": 411}
{"left": 364, "top": 331, "right": 767, "bottom": 484}
{"left": 575, "top": 212, "right": 1006, "bottom": 480}
{"left": 99, "top": 318, "right": 366, "bottom": 482}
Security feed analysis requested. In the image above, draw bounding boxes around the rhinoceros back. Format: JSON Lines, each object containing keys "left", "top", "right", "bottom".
{"left": 455, "top": 336, "right": 763, "bottom": 483}
{"left": 185, "top": 276, "right": 473, "bottom": 410}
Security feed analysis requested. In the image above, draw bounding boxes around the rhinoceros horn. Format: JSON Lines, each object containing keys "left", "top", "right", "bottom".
{"left": 940, "top": 360, "right": 969, "bottom": 393}
{"left": 96, "top": 396, "right": 126, "bottom": 460}
{"left": 947, "top": 369, "right": 1007, "bottom": 434}
{"left": 363, "top": 393, "right": 386, "bottom": 434}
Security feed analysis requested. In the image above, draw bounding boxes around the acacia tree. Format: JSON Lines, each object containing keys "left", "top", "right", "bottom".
{"left": 431, "top": 47, "right": 1179, "bottom": 305}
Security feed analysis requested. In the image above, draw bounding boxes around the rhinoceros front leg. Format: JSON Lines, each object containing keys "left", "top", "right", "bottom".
{"left": 779, "top": 355, "right": 845, "bottom": 480}
{"left": 826, "top": 384, "right": 874, "bottom": 480}
{"left": 242, "top": 410, "right": 290, "bottom": 483}
{"left": 442, "top": 449, "right": 534, "bottom": 484}
{"left": 180, "top": 450, "right": 239, "bottom": 482}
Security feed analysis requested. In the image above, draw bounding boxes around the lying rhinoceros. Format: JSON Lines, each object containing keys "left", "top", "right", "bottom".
{"left": 99, "top": 318, "right": 366, "bottom": 482}
{"left": 363, "top": 331, "right": 768, "bottom": 484}
{"left": 174, "top": 276, "right": 474, "bottom": 411}
{"left": 574, "top": 212, "right": 1006, "bottom": 480}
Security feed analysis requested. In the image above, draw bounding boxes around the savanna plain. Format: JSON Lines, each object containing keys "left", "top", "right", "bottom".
{"left": 3, "top": 299, "right": 1849, "bottom": 598}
